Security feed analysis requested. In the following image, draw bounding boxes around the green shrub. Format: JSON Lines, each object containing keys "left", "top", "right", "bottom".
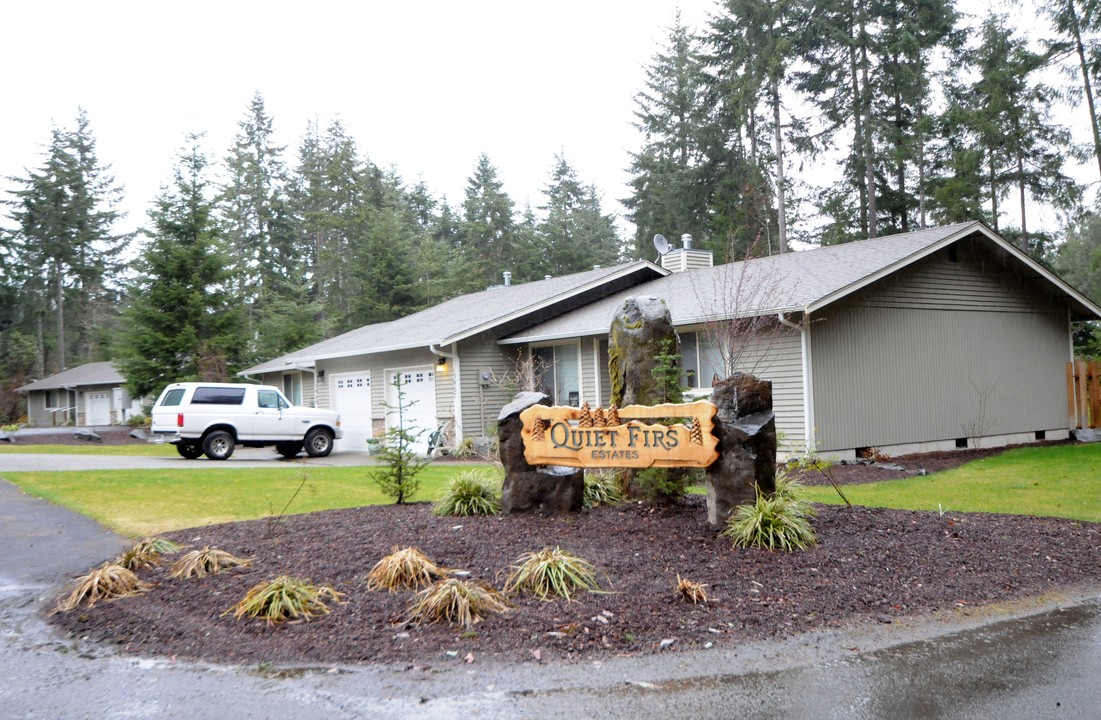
{"left": 503, "top": 546, "right": 605, "bottom": 602}
{"left": 722, "top": 476, "right": 816, "bottom": 551}
{"left": 126, "top": 414, "right": 149, "bottom": 428}
{"left": 583, "top": 470, "right": 625, "bottom": 508}
{"left": 632, "top": 467, "right": 701, "bottom": 504}
{"left": 433, "top": 469, "right": 501, "bottom": 516}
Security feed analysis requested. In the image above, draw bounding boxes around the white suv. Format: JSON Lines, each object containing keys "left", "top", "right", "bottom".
{"left": 150, "top": 382, "right": 342, "bottom": 461}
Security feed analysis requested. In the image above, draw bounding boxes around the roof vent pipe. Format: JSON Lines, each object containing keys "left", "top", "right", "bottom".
{"left": 593, "top": 265, "right": 601, "bottom": 270}
{"left": 545, "top": 274, "right": 552, "bottom": 280}
{"left": 681, "top": 234, "right": 693, "bottom": 250}
{"left": 503, "top": 271, "right": 511, "bottom": 286}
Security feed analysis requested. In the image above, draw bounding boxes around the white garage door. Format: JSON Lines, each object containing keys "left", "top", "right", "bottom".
{"left": 86, "top": 391, "right": 111, "bottom": 426}
{"left": 331, "top": 372, "right": 372, "bottom": 453}
{"left": 386, "top": 367, "right": 437, "bottom": 456}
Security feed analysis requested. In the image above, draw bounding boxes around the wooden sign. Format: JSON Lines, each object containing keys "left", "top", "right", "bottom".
{"left": 520, "top": 400, "right": 719, "bottom": 469}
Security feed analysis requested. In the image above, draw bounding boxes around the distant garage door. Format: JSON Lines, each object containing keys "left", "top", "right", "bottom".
{"left": 386, "top": 367, "right": 437, "bottom": 456}
{"left": 85, "top": 391, "right": 111, "bottom": 426}
{"left": 331, "top": 372, "right": 372, "bottom": 453}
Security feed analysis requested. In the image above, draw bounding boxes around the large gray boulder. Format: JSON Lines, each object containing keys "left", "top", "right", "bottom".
{"left": 498, "top": 392, "right": 584, "bottom": 514}
{"left": 705, "top": 373, "right": 777, "bottom": 526}
{"left": 608, "top": 296, "right": 679, "bottom": 407}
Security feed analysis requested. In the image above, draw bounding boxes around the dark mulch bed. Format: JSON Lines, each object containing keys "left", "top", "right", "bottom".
{"left": 48, "top": 444, "right": 1101, "bottom": 667}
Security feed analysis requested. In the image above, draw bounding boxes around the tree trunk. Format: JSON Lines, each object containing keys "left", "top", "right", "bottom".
{"left": 850, "top": 39, "right": 867, "bottom": 237}
{"left": 1067, "top": 0, "right": 1101, "bottom": 181}
{"left": 861, "top": 27, "right": 877, "bottom": 238}
{"left": 55, "top": 260, "right": 66, "bottom": 372}
{"left": 772, "top": 78, "right": 789, "bottom": 253}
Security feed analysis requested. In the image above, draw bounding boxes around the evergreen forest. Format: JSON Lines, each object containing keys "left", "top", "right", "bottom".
{"left": 3, "top": 0, "right": 1101, "bottom": 420}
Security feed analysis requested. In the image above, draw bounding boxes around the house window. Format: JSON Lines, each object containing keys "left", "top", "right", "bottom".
{"left": 533, "top": 344, "right": 580, "bottom": 406}
{"left": 678, "top": 332, "right": 726, "bottom": 389}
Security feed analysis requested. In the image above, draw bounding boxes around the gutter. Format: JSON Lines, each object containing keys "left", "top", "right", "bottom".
{"left": 778, "top": 312, "right": 815, "bottom": 453}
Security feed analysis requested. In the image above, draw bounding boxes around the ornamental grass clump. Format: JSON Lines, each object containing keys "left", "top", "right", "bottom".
{"left": 432, "top": 469, "right": 501, "bottom": 516}
{"left": 406, "top": 578, "right": 511, "bottom": 629}
{"left": 226, "top": 575, "right": 344, "bottom": 625}
{"left": 583, "top": 471, "right": 625, "bottom": 509}
{"left": 114, "top": 537, "right": 183, "bottom": 571}
{"left": 366, "top": 546, "right": 449, "bottom": 592}
{"left": 722, "top": 475, "right": 817, "bottom": 551}
{"left": 55, "top": 563, "right": 152, "bottom": 612}
{"left": 169, "top": 546, "right": 251, "bottom": 579}
{"left": 675, "top": 574, "right": 709, "bottom": 604}
{"left": 503, "top": 547, "right": 605, "bottom": 602}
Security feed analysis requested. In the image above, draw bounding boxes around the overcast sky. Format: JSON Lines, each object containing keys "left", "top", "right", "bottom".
{"left": 3, "top": 0, "right": 1076, "bottom": 242}
{"left": 3, "top": 1, "right": 720, "bottom": 236}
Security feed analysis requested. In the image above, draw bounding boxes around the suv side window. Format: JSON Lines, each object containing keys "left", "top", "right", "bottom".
{"left": 192, "top": 387, "right": 246, "bottom": 405}
{"left": 257, "top": 389, "right": 282, "bottom": 409}
{"left": 160, "top": 388, "right": 186, "bottom": 407}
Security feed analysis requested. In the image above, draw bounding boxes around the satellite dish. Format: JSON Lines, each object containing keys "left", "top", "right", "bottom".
{"left": 653, "top": 234, "right": 671, "bottom": 255}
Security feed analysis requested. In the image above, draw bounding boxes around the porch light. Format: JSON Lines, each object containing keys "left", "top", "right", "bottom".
{"left": 436, "top": 356, "right": 448, "bottom": 373}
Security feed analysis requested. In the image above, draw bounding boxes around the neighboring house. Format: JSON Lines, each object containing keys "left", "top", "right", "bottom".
{"left": 242, "top": 221, "right": 1101, "bottom": 459}
{"left": 17, "top": 362, "right": 145, "bottom": 427}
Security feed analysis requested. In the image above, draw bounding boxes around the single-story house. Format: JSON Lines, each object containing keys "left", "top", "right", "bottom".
{"left": 242, "top": 221, "right": 1101, "bottom": 459}
{"left": 17, "top": 361, "right": 145, "bottom": 427}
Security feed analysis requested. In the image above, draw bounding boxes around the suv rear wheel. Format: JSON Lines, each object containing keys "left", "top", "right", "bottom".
{"left": 304, "top": 428, "right": 334, "bottom": 457}
{"left": 176, "top": 442, "right": 203, "bottom": 459}
{"left": 203, "top": 430, "right": 235, "bottom": 460}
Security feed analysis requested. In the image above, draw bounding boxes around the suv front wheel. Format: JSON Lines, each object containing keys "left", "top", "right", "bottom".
{"left": 304, "top": 428, "right": 334, "bottom": 458}
{"left": 203, "top": 430, "right": 235, "bottom": 461}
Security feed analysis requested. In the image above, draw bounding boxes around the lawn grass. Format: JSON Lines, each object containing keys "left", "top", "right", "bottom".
{"left": 4, "top": 464, "right": 496, "bottom": 537}
{"left": 800, "top": 443, "right": 1101, "bottom": 523}
{"left": 0, "top": 443, "right": 177, "bottom": 456}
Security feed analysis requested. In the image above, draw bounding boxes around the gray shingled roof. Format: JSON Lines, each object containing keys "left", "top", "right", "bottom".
{"left": 17, "top": 361, "right": 124, "bottom": 392}
{"left": 240, "top": 261, "right": 665, "bottom": 374}
{"left": 502, "top": 221, "right": 1101, "bottom": 344}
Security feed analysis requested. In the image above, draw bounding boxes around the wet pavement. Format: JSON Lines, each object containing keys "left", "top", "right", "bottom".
{"left": 3, "top": 475, "right": 1101, "bottom": 718}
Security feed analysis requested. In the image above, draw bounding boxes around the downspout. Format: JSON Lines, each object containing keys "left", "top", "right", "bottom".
{"left": 778, "top": 312, "right": 815, "bottom": 453}
{"left": 430, "top": 343, "right": 463, "bottom": 443}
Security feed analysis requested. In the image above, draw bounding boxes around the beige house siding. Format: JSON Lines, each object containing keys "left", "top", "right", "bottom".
{"left": 455, "top": 333, "right": 522, "bottom": 439}
{"left": 811, "top": 246, "right": 1070, "bottom": 452}
{"left": 733, "top": 328, "right": 806, "bottom": 453}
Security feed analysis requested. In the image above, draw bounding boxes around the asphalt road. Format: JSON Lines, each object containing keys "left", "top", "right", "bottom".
{"left": 3, "top": 462, "right": 1101, "bottom": 718}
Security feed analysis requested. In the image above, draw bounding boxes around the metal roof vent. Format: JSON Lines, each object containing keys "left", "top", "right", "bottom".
{"left": 681, "top": 234, "right": 693, "bottom": 250}
{"left": 503, "top": 271, "right": 512, "bottom": 286}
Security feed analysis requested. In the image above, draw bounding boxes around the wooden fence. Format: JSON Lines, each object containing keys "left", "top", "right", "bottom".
{"left": 1067, "top": 360, "right": 1101, "bottom": 430}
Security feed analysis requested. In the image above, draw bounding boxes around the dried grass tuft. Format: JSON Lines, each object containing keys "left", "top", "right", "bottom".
{"left": 54, "top": 563, "right": 152, "bottom": 612}
{"left": 366, "top": 547, "right": 449, "bottom": 592}
{"left": 114, "top": 537, "right": 183, "bottom": 570}
{"left": 675, "top": 574, "right": 709, "bottom": 604}
{"left": 406, "top": 578, "right": 510, "bottom": 629}
{"left": 226, "top": 575, "right": 344, "bottom": 625}
{"left": 503, "top": 546, "right": 605, "bottom": 602}
{"left": 169, "top": 546, "right": 251, "bottom": 579}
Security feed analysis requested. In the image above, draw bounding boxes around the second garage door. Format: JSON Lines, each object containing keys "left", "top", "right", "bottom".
{"left": 386, "top": 367, "right": 437, "bottom": 456}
